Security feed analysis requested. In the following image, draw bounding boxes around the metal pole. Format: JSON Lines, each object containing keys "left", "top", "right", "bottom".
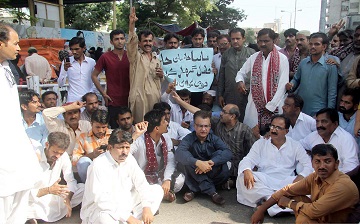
{"left": 290, "top": 12, "right": 292, "bottom": 28}
{"left": 59, "top": 0, "right": 65, "bottom": 28}
{"left": 112, "top": 0, "right": 116, "bottom": 29}
{"left": 319, "top": 0, "right": 327, "bottom": 32}
{"left": 294, "top": 0, "right": 297, "bottom": 28}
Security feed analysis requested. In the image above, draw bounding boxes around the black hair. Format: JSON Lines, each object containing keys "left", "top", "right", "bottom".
{"left": 117, "top": 106, "right": 132, "bottom": 117}
{"left": 108, "top": 128, "right": 133, "bottom": 146}
{"left": 191, "top": 28, "right": 205, "bottom": 38}
{"left": 338, "top": 29, "right": 354, "bottom": 40}
{"left": 284, "top": 28, "right": 299, "bottom": 37}
{"left": 153, "top": 102, "right": 171, "bottom": 112}
{"left": 0, "top": 23, "right": 11, "bottom": 43}
{"left": 81, "top": 92, "right": 98, "bottom": 102}
{"left": 193, "top": 110, "right": 212, "bottom": 121}
{"left": 41, "top": 91, "right": 58, "bottom": 102}
{"left": 311, "top": 143, "right": 338, "bottom": 161}
{"left": 164, "top": 33, "right": 179, "bottom": 43}
{"left": 177, "top": 89, "right": 191, "bottom": 98}
{"left": 341, "top": 88, "right": 360, "bottom": 105}
{"left": 229, "top": 28, "right": 245, "bottom": 38}
{"left": 144, "top": 109, "right": 165, "bottom": 133}
{"left": 257, "top": 28, "right": 276, "bottom": 40}
{"left": 69, "top": 37, "right": 86, "bottom": 48}
{"left": 316, "top": 108, "right": 339, "bottom": 123}
{"left": 19, "top": 90, "right": 40, "bottom": 109}
{"left": 91, "top": 109, "right": 109, "bottom": 124}
{"left": 207, "top": 31, "right": 219, "bottom": 39}
{"left": 217, "top": 34, "right": 231, "bottom": 43}
{"left": 271, "top": 114, "right": 291, "bottom": 129}
{"left": 182, "top": 36, "right": 193, "bottom": 45}
{"left": 309, "top": 32, "right": 329, "bottom": 46}
{"left": 286, "top": 93, "right": 304, "bottom": 110}
{"left": 197, "top": 104, "right": 212, "bottom": 112}
{"left": 110, "top": 29, "right": 126, "bottom": 41}
{"left": 137, "top": 30, "right": 154, "bottom": 41}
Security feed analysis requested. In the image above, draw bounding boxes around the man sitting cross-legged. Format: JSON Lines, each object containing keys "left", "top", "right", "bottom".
{"left": 81, "top": 129, "right": 163, "bottom": 224}
{"left": 251, "top": 144, "right": 359, "bottom": 224}
{"left": 27, "top": 132, "right": 84, "bottom": 223}
{"left": 236, "top": 114, "right": 313, "bottom": 216}
{"left": 175, "top": 110, "right": 233, "bottom": 205}
{"left": 131, "top": 109, "right": 184, "bottom": 202}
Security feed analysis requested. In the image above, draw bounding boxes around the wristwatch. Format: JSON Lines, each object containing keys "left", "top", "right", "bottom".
{"left": 287, "top": 199, "right": 295, "bottom": 208}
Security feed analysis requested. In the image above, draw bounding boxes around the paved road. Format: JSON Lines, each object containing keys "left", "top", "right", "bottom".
{"left": 53, "top": 189, "right": 295, "bottom": 224}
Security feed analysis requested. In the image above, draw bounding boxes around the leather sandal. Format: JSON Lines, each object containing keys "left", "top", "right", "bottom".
{"left": 183, "top": 191, "right": 195, "bottom": 202}
{"left": 163, "top": 190, "right": 176, "bottom": 202}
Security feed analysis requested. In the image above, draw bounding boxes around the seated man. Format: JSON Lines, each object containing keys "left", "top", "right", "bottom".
{"left": 236, "top": 114, "right": 313, "bottom": 216}
{"left": 27, "top": 132, "right": 84, "bottom": 222}
{"left": 42, "top": 101, "right": 92, "bottom": 156}
{"left": 251, "top": 144, "right": 359, "bottom": 223}
{"left": 80, "top": 92, "right": 107, "bottom": 122}
{"left": 301, "top": 108, "right": 359, "bottom": 173}
{"left": 202, "top": 90, "right": 221, "bottom": 117}
{"left": 116, "top": 106, "right": 135, "bottom": 133}
{"left": 161, "top": 83, "right": 193, "bottom": 129}
{"left": 282, "top": 93, "right": 316, "bottom": 141}
{"left": 81, "top": 129, "right": 162, "bottom": 224}
{"left": 131, "top": 110, "right": 183, "bottom": 202}
{"left": 73, "top": 109, "right": 112, "bottom": 183}
{"left": 41, "top": 90, "right": 63, "bottom": 119}
{"left": 153, "top": 102, "right": 191, "bottom": 148}
{"left": 20, "top": 90, "right": 48, "bottom": 146}
{"left": 338, "top": 88, "right": 360, "bottom": 147}
{"left": 175, "top": 110, "right": 233, "bottom": 205}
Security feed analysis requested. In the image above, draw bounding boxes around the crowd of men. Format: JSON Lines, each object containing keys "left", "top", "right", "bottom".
{"left": 3, "top": 6, "right": 360, "bottom": 224}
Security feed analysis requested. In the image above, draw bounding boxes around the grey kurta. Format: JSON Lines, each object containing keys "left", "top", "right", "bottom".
{"left": 217, "top": 47, "right": 255, "bottom": 121}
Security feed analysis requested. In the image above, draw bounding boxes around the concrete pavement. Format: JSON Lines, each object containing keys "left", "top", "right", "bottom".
{"left": 53, "top": 188, "right": 295, "bottom": 223}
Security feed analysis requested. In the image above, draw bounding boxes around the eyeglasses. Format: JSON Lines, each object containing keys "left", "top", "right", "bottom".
{"left": 218, "top": 42, "right": 229, "bottom": 47}
{"left": 4, "top": 67, "right": 15, "bottom": 87}
{"left": 195, "top": 123, "right": 210, "bottom": 129}
{"left": 269, "top": 125, "right": 287, "bottom": 131}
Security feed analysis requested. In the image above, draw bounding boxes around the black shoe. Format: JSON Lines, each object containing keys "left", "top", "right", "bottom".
{"left": 211, "top": 192, "right": 225, "bottom": 205}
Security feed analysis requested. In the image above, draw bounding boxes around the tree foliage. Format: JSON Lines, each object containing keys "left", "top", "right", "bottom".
{"left": 198, "top": 0, "right": 246, "bottom": 30}
{"left": 245, "top": 28, "right": 256, "bottom": 44}
{"left": 64, "top": 2, "right": 112, "bottom": 31}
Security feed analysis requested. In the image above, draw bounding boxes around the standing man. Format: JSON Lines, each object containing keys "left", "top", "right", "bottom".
{"left": 289, "top": 32, "right": 310, "bottom": 77}
{"left": 58, "top": 37, "right": 96, "bottom": 102}
{"left": 116, "top": 106, "right": 135, "bottom": 133}
{"left": 218, "top": 28, "right": 255, "bottom": 122}
{"left": 286, "top": 32, "right": 338, "bottom": 117}
{"left": 27, "top": 132, "right": 84, "bottom": 222}
{"left": 25, "top": 47, "right": 52, "bottom": 83}
{"left": 175, "top": 110, "right": 233, "bottom": 205}
{"left": 0, "top": 23, "right": 41, "bottom": 224}
{"left": 164, "top": 33, "right": 179, "bottom": 49}
{"left": 236, "top": 28, "right": 289, "bottom": 133}
{"left": 279, "top": 28, "right": 299, "bottom": 59}
{"left": 212, "top": 34, "right": 230, "bottom": 92}
{"left": 128, "top": 7, "right": 164, "bottom": 123}
{"left": 41, "top": 91, "right": 59, "bottom": 109}
{"left": 91, "top": 29, "right": 130, "bottom": 129}
{"left": 207, "top": 31, "right": 219, "bottom": 55}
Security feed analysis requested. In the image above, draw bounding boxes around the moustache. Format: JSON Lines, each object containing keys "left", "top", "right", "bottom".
{"left": 317, "top": 126, "right": 326, "bottom": 131}
{"left": 145, "top": 45, "right": 151, "bottom": 48}
{"left": 318, "top": 169, "right": 327, "bottom": 172}
{"left": 270, "top": 132, "right": 278, "bottom": 135}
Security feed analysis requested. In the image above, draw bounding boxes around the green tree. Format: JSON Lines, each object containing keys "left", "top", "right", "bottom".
{"left": 64, "top": 2, "right": 112, "bottom": 31}
{"left": 245, "top": 28, "right": 256, "bottom": 44}
{"left": 198, "top": 0, "right": 246, "bottom": 30}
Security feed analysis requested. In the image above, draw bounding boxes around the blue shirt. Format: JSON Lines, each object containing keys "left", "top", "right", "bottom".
{"left": 339, "top": 111, "right": 360, "bottom": 148}
{"left": 291, "top": 55, "right": 338, "bottom": 116}
{"left": 175, "top": 132, "right": 233, "bottom": 166}
{"left": 22, "top": 112, "right": 48, "bottom": 146}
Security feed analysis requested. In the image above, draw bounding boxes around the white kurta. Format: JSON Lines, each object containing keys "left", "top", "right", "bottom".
{"left": 300, "top": 126, "right": 359, "bottom": 173}
{"left": 0, "top": 61, "right": 42, "bottom": 224}
{"left": 28, "top": 148, "right": 84, "bottom": 222}
{"left": 161, "top": 92, "right": 193, "bottom": 125}
{"left": 130, "top": 134, "right": 175, "bottom": 181}
{"left": 235, "top": 51, "right": 289, "bottom": 128}
{"left": 236, "top": 136, "right": 313, "bottom": 215}
{"left": 80, "top": 152, "right": 163, "bottom": 223}
{"left": 286, "top": 112, "right": 316, "bottom": 141}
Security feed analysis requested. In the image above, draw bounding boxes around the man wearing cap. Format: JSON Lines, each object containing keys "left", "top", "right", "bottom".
{"left": 25, "top": 46, "right": 52, "bottom": 83}
{"left": 43, "top": 101, "right": 92, "bottom": 156}
{"left": 202, "top": 90, "right": 222, "bottom": 117}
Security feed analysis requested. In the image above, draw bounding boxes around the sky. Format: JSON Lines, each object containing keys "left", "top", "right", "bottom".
{"left": 230, "top": 0, "right": 322, "bottom": 33}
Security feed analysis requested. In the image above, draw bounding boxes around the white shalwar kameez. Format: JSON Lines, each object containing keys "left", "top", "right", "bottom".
{"left": 235, "top": 51, "right": 289, "bottom": 128}
{"left": 28, "top": 148, "right": 84, "bottom": 222}
{"left": 80, "top": 152, "right": 163, "bottom": 224}
{"left": 236, "top": 136, "right": 313, "bottom": 216}
{"left": 0, "top": 61, "right": 42, "bottom": 224}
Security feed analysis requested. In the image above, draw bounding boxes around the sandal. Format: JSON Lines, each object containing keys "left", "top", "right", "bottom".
{"left": 183, "top": 191, "right": 195, "bottom": 202}
{"left": 163, "top": 190, "right": 176, "bottom": 202}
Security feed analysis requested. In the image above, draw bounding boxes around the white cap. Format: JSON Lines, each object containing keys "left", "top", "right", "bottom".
{"left": 203, "top": 90, "right": 216, "bottom": 97}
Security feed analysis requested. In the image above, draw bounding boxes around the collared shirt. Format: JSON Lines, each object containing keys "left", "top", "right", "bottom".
{"left": 80, "top": 152, "right": 153, "bottom": 222}
{"left": 235, "top": 50, "right": 289, "bottom": 128}
{"left": 291, "top": 55, "right": 338, "bottom": 116}
{"left": 287, "top": 112, "right": 316, "bottom": 141}
{"left": 175, "top": 132, "right": 233, "bottom": 166}
{"left": 72, "top": 129, "right": 113, "bottom": 165}
{"left": 80, "top": 106, "right": 108, "bottom": 122}
{"left": 127, "top": 31, "right": 163, "bottom": 123}
{"left": 130, "top": 134, "right": 175, "bottom": 181}
{"left": 218, "top": 47, "right": 255, "bottom": 98}
{"left": 346, "top": 54, "right": 360, "bottom": 88}
{"left": 279, "top": 47, "right": 298, "bottom": 59}
{"left": 58, "top": 55, "right": 96, "bottom": 102}
{"left": 300, "top": 126, "right": 359, "bottom": 173}
{"left": 339, "top": 111, "right": 360, "bottom": 148}
{"left": 167, "top": 121, "right": 191, "bottom": 141}
{"left": 272, "top": 170, "right": 359, "bottom": 223}
{"left": 42, "top": 107, "right": 92, "bottom": 156}
{"left": 25, "top": 53, "right": 52, "bottom": 81}
{"left": 161, "top": 92, "right": 193, "bottom": 125}
{"left": 22, "top": 112, "right": 49, "bottom": 146}
{"left": 0, "top": 61, "right": 41, "bottom": 197}
{"left": 238, "top": 136, "right": 313, "bottom": 190}
{"left": 211, "top": 118, "right": 257, "bottom": 176}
